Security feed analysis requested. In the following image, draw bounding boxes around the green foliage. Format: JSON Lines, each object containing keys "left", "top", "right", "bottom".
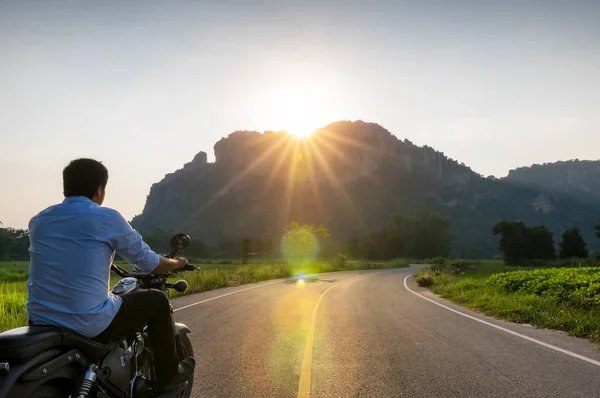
{"left": 332, "top": 253, "right": 347, "bottom": 269}
{"left": 558, "top": 227, "right": 588, "bottom": 259}
{"left": 492, "top": 221, "right": 556, "bottom": 265}
{"left": 344, "top": 207, "right": 452, "bottom": 260}
{"left": 423, "top": 257, "right": 468, "bottom": 276}
{"left": 282, "top": 222, "right": 329, "bottom": 262}
{"left": 0, "top": 283, "right": 28, "bottom": 334}
{"left": 486, "top": 267, "right": 600, "bottom": 307}
{"left": 414, "top": 265, "right": 600, "bottom": 343}
{"left": 0, "top": 227, "right": 30, "bottom": 260}
{"left": 0, "top": 270, "right": 29, "bottom": 282}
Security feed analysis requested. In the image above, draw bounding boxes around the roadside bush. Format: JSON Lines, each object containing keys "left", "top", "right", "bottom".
{"left": 425, "top": 257, "right": 468, "bottom": 276}
{"left": 486, "top": 267, "right": 600, "bottom": 308}
{"left": 414, "top": 271, "right": 435, "bottom": 287}
{"left": 332, "top": 253, "right": 347, "bottom": 269}
{"left": 448, "top": 259, "right": 468, "bottom": 275}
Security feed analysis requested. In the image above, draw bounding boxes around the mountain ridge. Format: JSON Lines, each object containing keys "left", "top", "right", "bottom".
{"left": 131, "top": 120, "right": 600, "bottom": 257}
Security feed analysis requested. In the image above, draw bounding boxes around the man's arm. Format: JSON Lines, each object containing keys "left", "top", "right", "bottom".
{"left": 105, "top": 211, "right": 186, "bottom": 274}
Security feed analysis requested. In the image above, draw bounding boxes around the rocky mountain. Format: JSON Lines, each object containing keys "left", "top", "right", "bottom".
{"left": 131, "top": 121, "right": 600, "bottom": 258}
{"left": 505, "top": 160, "right": 600, "bottom": 204}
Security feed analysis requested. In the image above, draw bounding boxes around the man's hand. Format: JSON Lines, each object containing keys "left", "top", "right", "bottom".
{"left": 173, "top": 257, "right": 188, "bottom": 270}
{"left": 152, "top": 256, "right": 189, "bottom": 274}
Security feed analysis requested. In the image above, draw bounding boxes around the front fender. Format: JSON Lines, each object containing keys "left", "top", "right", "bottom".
{"left": 175, "top": 323, "right": 191, "bottom": 336}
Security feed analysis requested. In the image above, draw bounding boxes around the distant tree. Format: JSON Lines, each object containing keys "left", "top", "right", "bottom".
{"left": 141, "top": 227, "right": 174, "bottom": 255}
{"left": 595, "top": 219, "right": 600, "bottom": 240}
{"left": 408, "top": 207, "right": 452, "bottom": 258}
{"left": 492, "top": 221, "right": 557, "bottom": 264}
{"left": 241, "top": 238, "right": 252, "bottom": 265}
{"left": 185, "top": 237, "right": 208, "bottom": 259}
{"left": 385, "top": 213, "right": 410, "bottom": 258}
{"left": 0, "top": 225, "right": 6, "bottom": 260}
{"left": 492, "top": 221, "right": 528, "bottom": 265}
{"left": 525, "top": 226, "right": 556, "bottom": 260}
{"left": 282, "top": 222, "right": 329, "bottom": 262}
{"left": 344, "top": 236, "right": 362, "bottom": 258}
{"left": 558, "top": 227, "right": 588, "bottom": 259}
{"left": 348, "top": 208, "right": 452, "bottom": 261}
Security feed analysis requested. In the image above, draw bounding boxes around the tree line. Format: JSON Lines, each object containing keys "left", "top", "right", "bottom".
{"left": 492, "top": 219, "right": 600, "bottom": 265}
{"left": 0, "top": 226, "right": 30, "bottom": 260}
{"left": 343, "top": 207, "right": 453, "bottom": 260}
{"left": 0, "top": 222, "right": 335, "bottom": 262}
{"left": 4, "top": 213, "right": 599, "bottom": 264}
{"left": 0, "top": 208, "right": 452, "bottom": 262}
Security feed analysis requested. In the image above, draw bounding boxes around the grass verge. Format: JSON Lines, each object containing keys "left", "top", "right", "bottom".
{"left": 413, "top": 260, "right": 600, "bottom": 344}
{"left": 0, "top": 258, "right": 408, "bottom": 333}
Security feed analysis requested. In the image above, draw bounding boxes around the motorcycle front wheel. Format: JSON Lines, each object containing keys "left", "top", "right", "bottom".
{"left": 179, "top": 333, "right": 194, "bottom": 398}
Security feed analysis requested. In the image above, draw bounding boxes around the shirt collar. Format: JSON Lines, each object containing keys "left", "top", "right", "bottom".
{"left": 63, "top": 196, "right": 94, "bottom": 204}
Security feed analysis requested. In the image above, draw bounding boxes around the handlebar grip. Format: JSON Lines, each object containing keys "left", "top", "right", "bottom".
{"left": 182, "top": 263, "right": 196, "bottom": 271}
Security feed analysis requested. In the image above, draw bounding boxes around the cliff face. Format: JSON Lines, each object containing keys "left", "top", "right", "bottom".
{"left": 505, "top": 160, "right": 600, "bottom": 201}
{"left": 131, "top": 120, "right": 600, "bottom": 257}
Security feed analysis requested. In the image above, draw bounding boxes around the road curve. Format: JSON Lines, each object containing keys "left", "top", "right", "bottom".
{"left": 171, "top": 266, "right": 600, "bottom": 397}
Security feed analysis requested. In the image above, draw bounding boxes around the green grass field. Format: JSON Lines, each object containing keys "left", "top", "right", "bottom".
{"left": 0, "top": 258, "right": 409, "bottom": 333}
{"left": 414, "top": 259, "right": 600, "bottom": 344}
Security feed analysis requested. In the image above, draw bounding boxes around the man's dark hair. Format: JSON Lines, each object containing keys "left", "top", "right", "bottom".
{"left": 63, "top": 158, "right": 109, "bottom": 199}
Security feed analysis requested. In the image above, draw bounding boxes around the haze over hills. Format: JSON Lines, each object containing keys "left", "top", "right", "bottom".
{"left": 505, "top": 160, "right": 600, "bottom": 203}
{"left": 131, "top": 120, "right": 600, "bottom": 258}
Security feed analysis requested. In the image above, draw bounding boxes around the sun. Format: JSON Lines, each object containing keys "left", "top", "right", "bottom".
{"left": 288, "top": 130, "right": 314, "bottom": 139}
{"left": 251, "top": 82, "right": 337, "bottom": 138}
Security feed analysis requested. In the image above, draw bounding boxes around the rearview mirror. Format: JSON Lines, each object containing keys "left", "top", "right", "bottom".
{"left": 170, "top": 234, "right": 190, "bottom": 250}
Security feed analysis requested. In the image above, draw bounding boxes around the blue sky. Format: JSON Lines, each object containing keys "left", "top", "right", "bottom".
{"left": 1, "top": 0, "right": 599, "bottom": 228}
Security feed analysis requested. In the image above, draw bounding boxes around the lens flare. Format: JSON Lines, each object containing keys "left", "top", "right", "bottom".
{"left": 281, "top": 228, "right": 319, "bottom": 265}
{"left": 296, "top": 278, "right": 306, "bottom": 288}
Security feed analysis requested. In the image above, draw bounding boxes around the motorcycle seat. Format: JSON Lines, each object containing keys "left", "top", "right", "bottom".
{"left": 0, "top": 325, "right": 114, "bottom": 363}
{"left": 0, "top": 326, "right": 62, "bottom": 363}
{"left": 61, "top": 329, "right": 115, "bottom": 362}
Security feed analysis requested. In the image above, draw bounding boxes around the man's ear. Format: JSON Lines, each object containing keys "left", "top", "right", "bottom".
{"left": 92, "top": 186, "right": 105, "bottom": 205}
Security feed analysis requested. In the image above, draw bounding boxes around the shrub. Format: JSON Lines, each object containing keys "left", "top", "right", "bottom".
{"left": 415, "top": 272, "right": 435, "bottom": 287}
{"left": 486, "top": 267, "right": 600, "bottom": 308}
{"left": 332, "top": 253, "right": 347, "bottom": 269}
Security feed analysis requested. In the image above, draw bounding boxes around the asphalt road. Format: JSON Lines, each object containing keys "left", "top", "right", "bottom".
{"left": 171, "top": 266, "right": 600, "bottom": 397}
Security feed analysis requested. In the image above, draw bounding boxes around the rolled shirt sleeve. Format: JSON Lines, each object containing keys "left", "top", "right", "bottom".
{"left": 104, "top": 211, "right": 160, "bottom": 273}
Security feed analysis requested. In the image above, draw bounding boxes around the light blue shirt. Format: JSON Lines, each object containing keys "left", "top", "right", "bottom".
{"left": 26, "top": 196, "right": 160, "bottom": 338}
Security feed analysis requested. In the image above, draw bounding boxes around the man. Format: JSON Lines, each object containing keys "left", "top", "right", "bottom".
{"left": 26, "top": 158, "right": 195, "bottom": 396}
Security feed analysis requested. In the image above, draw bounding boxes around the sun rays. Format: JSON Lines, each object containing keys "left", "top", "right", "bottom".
{"left": 195, "top": 126, "right": 375, "bottom": 237}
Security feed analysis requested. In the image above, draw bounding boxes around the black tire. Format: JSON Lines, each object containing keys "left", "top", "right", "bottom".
{"left": 27, "top": 381, "right": 70, "bottom": 398}
{"left": 179, "top": 333, "right": 194, "bottom": 398}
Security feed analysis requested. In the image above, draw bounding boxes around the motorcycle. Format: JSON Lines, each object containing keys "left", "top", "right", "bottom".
{"left": 0, "top": 233, "right": 198, "bottom": 398}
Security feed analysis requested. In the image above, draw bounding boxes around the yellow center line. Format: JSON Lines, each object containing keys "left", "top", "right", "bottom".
{"left": 297, "top": 275, "right": 362, "bottom": 397}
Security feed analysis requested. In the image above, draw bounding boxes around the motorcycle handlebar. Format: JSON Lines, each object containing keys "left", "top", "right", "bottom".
{"left": 110, "top": 263, "right": 200, "bottom": 279}
{"left": 181, "top": 263, "right": 197, "bottom": 272}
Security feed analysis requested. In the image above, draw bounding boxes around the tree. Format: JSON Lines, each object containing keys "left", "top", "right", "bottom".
{"left": 0, "top": 224, "right": 6, "bottom": 260}
{"left": 344, "top": 236, "right": 362, "bottom": 258}
{"left": 241, "top": 238, "right": 251, "bottom": 265}
{"left": 385, "top": 213, "right": 409, "bottom": 258}
{"left": 408, "top": 207, "right": 452, "bottom": 258}
{"left": 282, "top": 222, "right": 329, "bottom": 262}
{"left": 492, "top": 221, "right": 528, "bottom": 265}
{"left": 525, "top": 226, "right": 556, "bottom": 260}
{"left": 347, "top": 208, "right": 452, "bottom": 261}
{"left": 492, "top": 221, "right": 557, "bottom": 264}
{"left": 595, "top": 219, "right": 600, "bottom": 240}
{"left": 558, "top": 227, "right": 588, "bottom": 259}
